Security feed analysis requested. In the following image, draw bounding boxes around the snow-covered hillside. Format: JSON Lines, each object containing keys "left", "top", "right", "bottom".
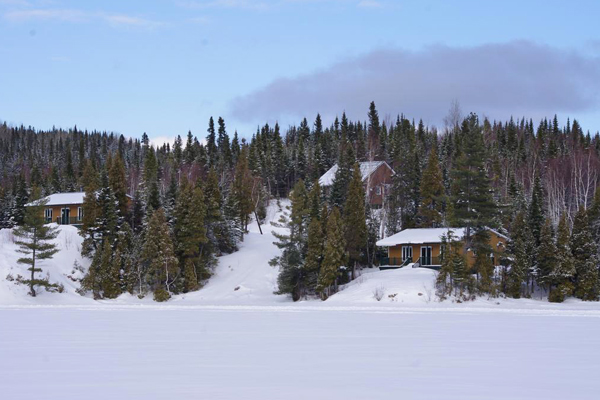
{"left": 3, "top": 199, "right": 600, "bottom": 311}
{"left": 0, "top": 225, "right": 93, "bottom": 305}
{"left": 0, "top": 200, "right": 290, "bottom": 306}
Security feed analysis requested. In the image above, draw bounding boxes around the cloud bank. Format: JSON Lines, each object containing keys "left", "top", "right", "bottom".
{"left": 230, "top": 41, "right": 600, "bottom": 127}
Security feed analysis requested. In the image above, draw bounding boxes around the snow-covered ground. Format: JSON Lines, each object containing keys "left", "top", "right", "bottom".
{"left": 2, "top": 200, "right": 600, "bottom": 398}
{"left": 1, "top": 306, "right": 599, "bottom": 400}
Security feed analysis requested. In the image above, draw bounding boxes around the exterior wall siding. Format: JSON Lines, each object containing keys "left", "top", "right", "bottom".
{"left": 43, "top": 204, "right": 83, "bottom": 225}
{"left": 386, "top": 230, "right": 507, "bottom": 266}
{"left": 364, "top": 164, "right": 393, "bottom": 206}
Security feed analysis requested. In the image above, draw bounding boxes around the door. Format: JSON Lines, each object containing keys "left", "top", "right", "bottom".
{"left": 402, "top": 246, "right": 413, "bottom": 262}
{"left": 420, "top": 246, "right": 432, "bottom": 266}
{"left": 61, "top": 208, "right": 70, "bottom": 225}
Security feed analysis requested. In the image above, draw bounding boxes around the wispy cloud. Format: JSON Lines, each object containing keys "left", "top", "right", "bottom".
{"left": 230, "top": 41, "right": 600, "bottom": 126}
{"left": 177, "top": 0, "right": 270, "bottom": 11}
{"left": 5, "top": 8, "right": 87, "bottom": 22}
{"left": 3, "top": 7, "right": 165, "bottom": 29}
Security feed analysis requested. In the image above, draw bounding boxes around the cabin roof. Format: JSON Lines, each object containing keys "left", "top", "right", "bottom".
{"left": 25, "top": 192, "right": 86, "bottom": 207}
{"left": 376, "top": 227, "right": 508, "bottom": 246}
{"left": 318, "top": 161, "right": 392, "bottom": 187}
{"left": 25, "top": 191, "right": 133, "bottom": 207}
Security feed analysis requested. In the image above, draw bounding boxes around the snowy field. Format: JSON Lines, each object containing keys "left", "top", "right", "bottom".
{"left": 1, "top": 306, "right": 599, "bottom": 400}
{"left": 2, "top": 200, "right": 600, "bottom": 398}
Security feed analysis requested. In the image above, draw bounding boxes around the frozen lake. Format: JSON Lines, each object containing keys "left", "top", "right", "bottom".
{"left": 1, "top": 306, "right": 599, "bottom": 400}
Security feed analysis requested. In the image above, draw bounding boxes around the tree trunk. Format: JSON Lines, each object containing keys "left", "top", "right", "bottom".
{"left": 30, "top": 248, "right": 36, "bottom": 297}
{"left": 254, "top": 210, "right": 263, "bottom": 235}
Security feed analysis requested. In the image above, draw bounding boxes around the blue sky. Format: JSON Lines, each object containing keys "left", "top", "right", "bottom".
{"left": 1, "top": 0, "right": 599, "bottom": 143}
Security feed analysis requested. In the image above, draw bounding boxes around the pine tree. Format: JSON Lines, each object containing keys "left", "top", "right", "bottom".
{"left": 528, "top": 175, "right": 544, "bottom": 246}
{"left": 536, "top": 218, "right": 557, "bottom": 293}
{"left": 571, "top": 206, "right": 600, "bottom": 301}
{"left": 450, "top": 114, "right": 498, "bottom": 293}
{"left": 329, "top": 140, "right": 355, "bottom": 209}
{"left": 141, "top": 208, "right": 179, "bottom": 301}
{"left": 100, "top": 239, "right": 121, "bottom": 299}
{"left": 13, "top": 192, "right": 59, "bottom": 297}
{"left": 417, "top": 146, "right": 445, "bottom": 227}
{"left": 506, "top": 212, "right": 529, "bottom": 298}
{"left": 232, "top": 147, "right": 254, "bottom": 235}
{"left": 109, "top": 153, "right": 128, "bottom": 219}
{"left": 343, "top": 163, "right": 368, "bottom": 279}
{"left": 317, "top": 207, "right": 347, "bottom": 298}
{"left": 174, "top": 179, "right": 208, "bottom": 291}
{"left": 304, "top": 216, "right": 325, "bottom": 294}
{"left": 272, "top": 201, "right": 305, "bottom": 301}
{"left": 436, "top": 230, "right": 471, "bottom": 300}
{"left": 289, "top": 179, "right": 310, "bottom": 251}
{"left": 80, "top": 161, "right": 100, "bottom": 257}
{"left": 206, "top": 117, "right": 217, "bottom": 167}
{"left": 549, "top": 215, "right": 576, "bottom": 302}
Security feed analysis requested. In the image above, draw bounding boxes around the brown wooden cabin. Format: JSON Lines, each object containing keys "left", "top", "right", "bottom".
{"left": 318, "top": 161, "right": 394, "bottom": 207}
{"left": 26, "top": 192, "right": 132, "bottom": 227}
{"left": 376, "top": 227, "right": 508, "bottom": 269}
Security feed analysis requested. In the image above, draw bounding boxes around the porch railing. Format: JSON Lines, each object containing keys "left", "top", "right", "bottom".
{"left": 379, "top": 257, "right": 413, "bottom": 267}
{"left": 55, "top": 216, "right": 82, "bottom": 225}
{"left": 415, "top": 256, "right": 443, "bottom": 269}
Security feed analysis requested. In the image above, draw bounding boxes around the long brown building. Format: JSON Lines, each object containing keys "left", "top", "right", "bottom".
{"left": 376, "top": 227, "right": 508, "bottom": 269}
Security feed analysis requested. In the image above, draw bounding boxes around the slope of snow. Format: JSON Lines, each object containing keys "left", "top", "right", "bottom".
{"left": 0, "top": 224, "right": 94, "bottom": 305}
{"left": 172, "top": 199, "right": 289, "bottom": 305}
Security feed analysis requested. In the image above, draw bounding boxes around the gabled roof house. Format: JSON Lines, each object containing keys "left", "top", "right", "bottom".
{"left": 319, "top": 161, "right": 394, "bottom": 207}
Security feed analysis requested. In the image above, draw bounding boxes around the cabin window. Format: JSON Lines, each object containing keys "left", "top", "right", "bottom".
{"left": 402, "top": 246, "right": 413, "bottom": 262}
{"left": 44, "top": 208, "right": 53, "bottom": 223}
{"left": 78, "top": 207, "right": 83, "bottom": 221}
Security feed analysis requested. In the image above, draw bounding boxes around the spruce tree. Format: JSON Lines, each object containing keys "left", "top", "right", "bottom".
{"left": 549, "top": 215, "right": 576, "bottom": 302}
{"left": 417, "top": 146, "right": 445, "bottom": 227}
{"left": 109, "top": 154, "right": 129, "bottom": 219}
{"left": 527, "top": 175, "right": 544, "bottom": 246}
{"left": 174, "top": 180, "right": 208, "bottom": 291}
{"left": 536, "top": 218, "right": 557, "bottom": 294}
{"left": 304, "top": 216, "right": 325, "bottom": 294}
{"left": 571, "top": 206, "right": 600, "bottom": 301}
{"left": 343, "top": 163, "right": 368, "bottom": 279}
{"left": 206, "top": 117, "right": 217, "bottom": 167}
{"left": 142, "top": 208, "right": 179, "bottom": 301}
{"left": 232, "top": 147, "right": 254, "bottom": 235}
{"left": 506, "top": 212, "right": 529, "bottom": 298}
{"left": 80, "top": 161, "right": 100, "bottom": 257}
{"left": 13, "top": 193, "right": 59, "bottom": 297}
{"left": 329, "top": 139, "right": 355, "bottom": 209}
{"left": 317, "top": 207, "right": 347, "bottom": 298}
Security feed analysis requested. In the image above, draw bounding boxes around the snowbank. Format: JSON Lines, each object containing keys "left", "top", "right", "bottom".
{"left": 326, "top": 267, "right": 438, "bottom": 305}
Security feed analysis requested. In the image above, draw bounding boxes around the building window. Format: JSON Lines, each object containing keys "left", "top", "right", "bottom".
{"left": 402, "top": 245, "right": 413, "bottom": 262}
{"left": 44, "top": 208, "right": 53, "bottom": 223}
{"left": 78, "top": 207, "right": 83, "bottom": 221}
{"left": 375, "top": 186, "right": 381, "bottom": 195}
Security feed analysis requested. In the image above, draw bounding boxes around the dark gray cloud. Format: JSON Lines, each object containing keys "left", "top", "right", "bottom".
{"left": 230, "top": 41, "right": 600, "bottom": 127}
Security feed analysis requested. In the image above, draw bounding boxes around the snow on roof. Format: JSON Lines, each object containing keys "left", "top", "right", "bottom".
{"left": 376, "top": 227, "right": 508, "bottom": 247}
{"left": 26, "top": 192, "right": 85, "bottom": 207}
{"left": 376, "top": 228, "right": 466, "bottom": 246}
{"left": 319, "top": 161, "right": 389, "bottom": 187}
